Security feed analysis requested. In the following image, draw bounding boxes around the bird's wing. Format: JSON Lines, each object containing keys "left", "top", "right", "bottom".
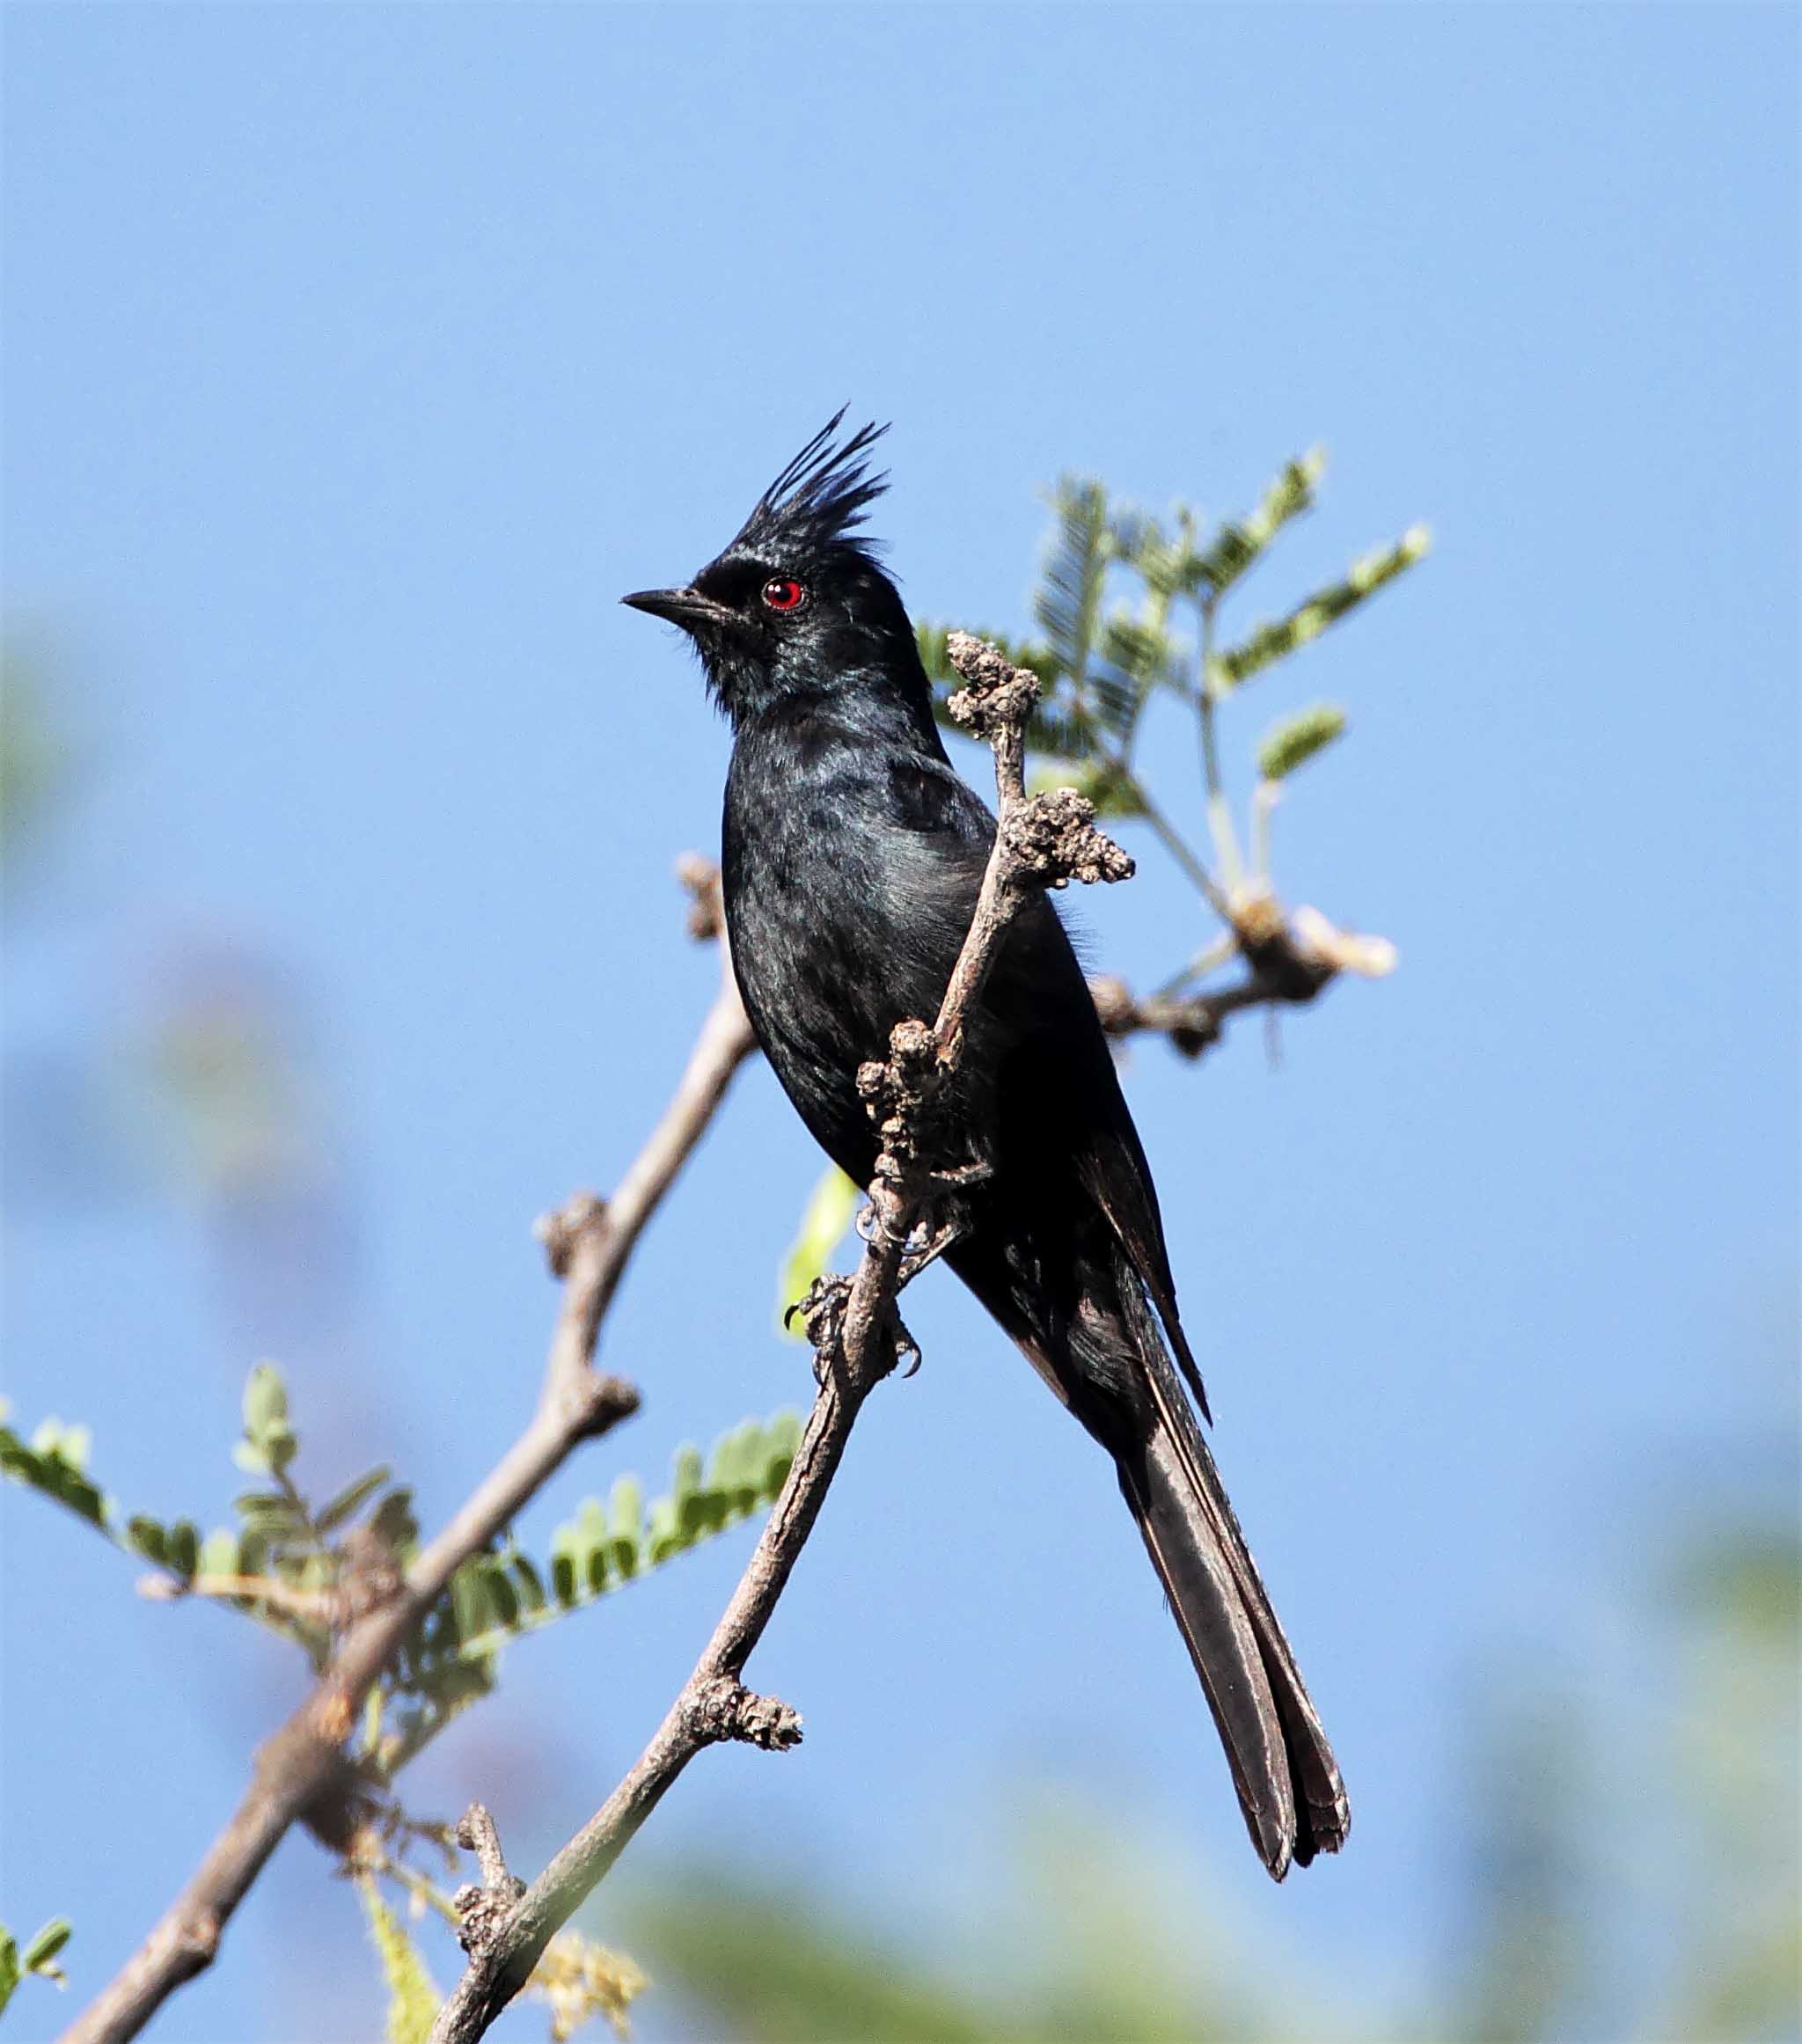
{"left": 1076, "top": 1112, "right": 1213, "bottom": 1423}
{"left": 880, "top": 744, "right": 1212, "bottom": 1418}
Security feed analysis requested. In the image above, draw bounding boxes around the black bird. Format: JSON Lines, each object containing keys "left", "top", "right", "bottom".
{"left": 624, "top": 415, "right": 1348, "bottom": 1878}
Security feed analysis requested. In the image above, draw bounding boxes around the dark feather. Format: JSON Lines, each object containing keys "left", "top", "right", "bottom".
{"left": 728, "top": 409, "right": 890, "bottom": 568}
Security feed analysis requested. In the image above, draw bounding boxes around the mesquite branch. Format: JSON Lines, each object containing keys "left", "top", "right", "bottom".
{"left": 61, "top": 891, "right": 756, "bottom": 2044}
{"left": 427, "top": 634, "right": 1133, "bottom": 2044}
{"left": 1089, "top": 899, "right": 1395, "bottom": 1061}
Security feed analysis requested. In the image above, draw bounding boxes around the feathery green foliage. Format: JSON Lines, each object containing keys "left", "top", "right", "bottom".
{"left": 4, "top": 1369, "right": 802, "bottom": 1784}
{"left": 355, "top": 1881, "right": 439, "bottom": 2044}
{"left": 917, "top": 452, "right": 1425, "bottom": 859}
{"left": 1256, "top": 704, "right": 1347, "bottom": 782}
{"left": 1211, "top": 525, "right": 1428, "bottom": 693}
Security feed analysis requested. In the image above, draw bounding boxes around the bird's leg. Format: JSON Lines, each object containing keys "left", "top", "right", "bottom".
{"left": 853, "top": 1153, "right": 988, "bottom": 1290}
{"left": 895, "top": 1156, "right": 993, "bottom": 1291}
{"left": 785, "top": 1271, "right": 920, "bottom": 1387}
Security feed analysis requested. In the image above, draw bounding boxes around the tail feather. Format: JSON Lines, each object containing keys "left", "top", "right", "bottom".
{"left": 945, "top": 1230, "right": 1348, "bottom": 1879}
{"left": 1119, "top": 1278, "right": 1350, "bottom": 1877}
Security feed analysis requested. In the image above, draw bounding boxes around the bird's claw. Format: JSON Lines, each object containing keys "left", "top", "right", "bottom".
{"left": 785, "top": 1273, "right": 920, "bottom": 1386}
{"left": 890, "top": 1308, "right": 922, "bottom": 1379}
{"left": 897, "top": 1214, "right": 963, "bottom": 1288}
{"left": 787, "top": 1274, "right": 853, "bottom": 1387}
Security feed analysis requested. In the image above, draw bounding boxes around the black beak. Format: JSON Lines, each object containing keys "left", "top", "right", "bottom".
{"left": 620, "top": 585, "right": 736, "bottom": 636}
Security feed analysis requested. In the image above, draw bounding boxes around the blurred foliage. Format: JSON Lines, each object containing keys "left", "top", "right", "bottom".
{"left": 0, "top": 644, "right": 77, "bottom": 861}
{"left": 526, "top": 1930, "right": 649, "bottom": 2043}
{"left": 629, "top": 1805, "right": 1287, "bottom": 2042}
{"left": 777, "top": 1164, "right": 861, "bottom": 1338}
{"left": 0, "top": 1918, "right": 73, "bottom": 2022}
{"left": 356, "top": 1879, "right": 439, "bottom": 2044}
{"left": 1257, "top": 702, "right": 1348, "bottom": 783}
{"left": 621, "top": 1494, "right": 1800, "bottom": 2044}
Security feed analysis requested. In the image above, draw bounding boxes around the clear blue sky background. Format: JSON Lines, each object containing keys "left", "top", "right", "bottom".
{"left": 4, "top": 6, "right": 1797, "bottom": 2041}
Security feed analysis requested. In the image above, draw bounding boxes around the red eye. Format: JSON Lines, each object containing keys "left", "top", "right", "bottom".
{"left": 761, "top": 576, "right": 806, "bottom": 612}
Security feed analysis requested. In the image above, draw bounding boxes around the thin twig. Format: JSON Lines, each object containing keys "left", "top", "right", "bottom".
{"left": 61, "top": 897, "right": 756, "bottom": 2044}
{"left": 1088, "top": 886, "right": 1398, "bottom": 1061}
{"left": 1090, "top": 964, "right": 1331, "bottom": 1061}
{"left": 427, "top": 635, "right": 1133, "bottom": 2044}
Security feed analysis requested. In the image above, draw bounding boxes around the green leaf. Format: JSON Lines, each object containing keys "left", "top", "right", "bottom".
{"left": 549, "top": 1533, "right": 580, "bottom": 1608}
{"left": 1110, "top": 507, "right": 1185, "bottom": 598}
{"left": 1212, "top": 523, "right": 1430, "bottom": 693}
{"left": 1189, "top": 450, "right": 1325, "bottom": 598}
{"left": 575, "top": 1497, "right": 610, "bottom": 1595}
{"left": 449, "top": 1558, "right": 490, "bottom": 1645}
{"left": 608, "top": 1475, "right": 643, "bottom": 1579}
{"left": 125, "top": 1515, "right": 169, "bottom": 1567}
{"left": 1033, "top": 477, "right": 1112, "bottom": 692}
{"left": 407, "top": 1410, "right": 809, "bottom": 1682}
{"left": 645, "top": 1492, "right": 683, "bottom": 1564}
{"left": 0, "top": 1926, "right": 18, "bottom": 2016}
{"left": 232, "top": 1492, "right": 310, "bottom": 1544}
{"left": 778, "top": 1165, "right": 861, "bottom": 1335}
{"left": 367, "top": 1488, "right": 419, "bottom": 1555}
{"left": 242, "top": 1361, "right": 288, "bottom": 1440}
{"left": 673, "top": 1443, "right": 719, "bottom": 1542}
{"left": 314, "top": 1466, "right": 392, "bottom": 1536}
{"left": 709, "top": 1420, "right": 762, "bottom": 1514}
{"left": 165, "top": 1520, "right": 200, "bottom": 1580}
{"left": 1257, "top": 704, "right": 1349, "bottom": 781}
{"left": 509, "top": 1549, "right": 547, "bottom": 1615}
{"left": 764, "top": 1410, "right": 802, "bottom": 1491}
{"left": 480, "top": 1555, "right": 519, "bottom": 1630}
{"left": 20, "top": 1918, "right": 71, "bottom": 1978}
{"left": 1, "top": 1418, "right": 110, "bottom": 1531}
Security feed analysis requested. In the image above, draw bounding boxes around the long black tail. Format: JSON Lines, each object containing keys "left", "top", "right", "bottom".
{"left": 1115, "top": 1277, "right": 1349, "bottom": 1879}
{"left": 948, "top": 1232, "right": 1348, "bottom": 1879}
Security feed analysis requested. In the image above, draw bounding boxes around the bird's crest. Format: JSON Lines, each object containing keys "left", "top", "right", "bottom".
{"left": 728, "top": 409, "right": 890, "bottom": 565}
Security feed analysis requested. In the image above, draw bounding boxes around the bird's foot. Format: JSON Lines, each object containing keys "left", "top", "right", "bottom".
{"left": 785, "top": 1274, "right": 920, "bottom": 1386}
{"left": 894, "top": 1160, "right": 989, "bottom": 1287}
{"left": 897, "top": 1214, "right": 962, "bottom": 1288}
{"left": 786, "top": 1274, "right": 853, "bottom": 1387}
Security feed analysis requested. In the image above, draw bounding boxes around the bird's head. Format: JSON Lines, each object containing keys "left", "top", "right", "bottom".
{"left": 623, "top": 412, "right": 930, "bottom": 727}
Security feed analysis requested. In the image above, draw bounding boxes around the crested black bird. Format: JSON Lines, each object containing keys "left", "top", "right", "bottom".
{"left": 623, "top": 414, "right": 1349, "bottom": 1878}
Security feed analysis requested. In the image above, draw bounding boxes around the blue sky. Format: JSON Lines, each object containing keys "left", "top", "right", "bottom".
{"left": 4, "top": 6, "right": 1797, "bottom": 2040}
